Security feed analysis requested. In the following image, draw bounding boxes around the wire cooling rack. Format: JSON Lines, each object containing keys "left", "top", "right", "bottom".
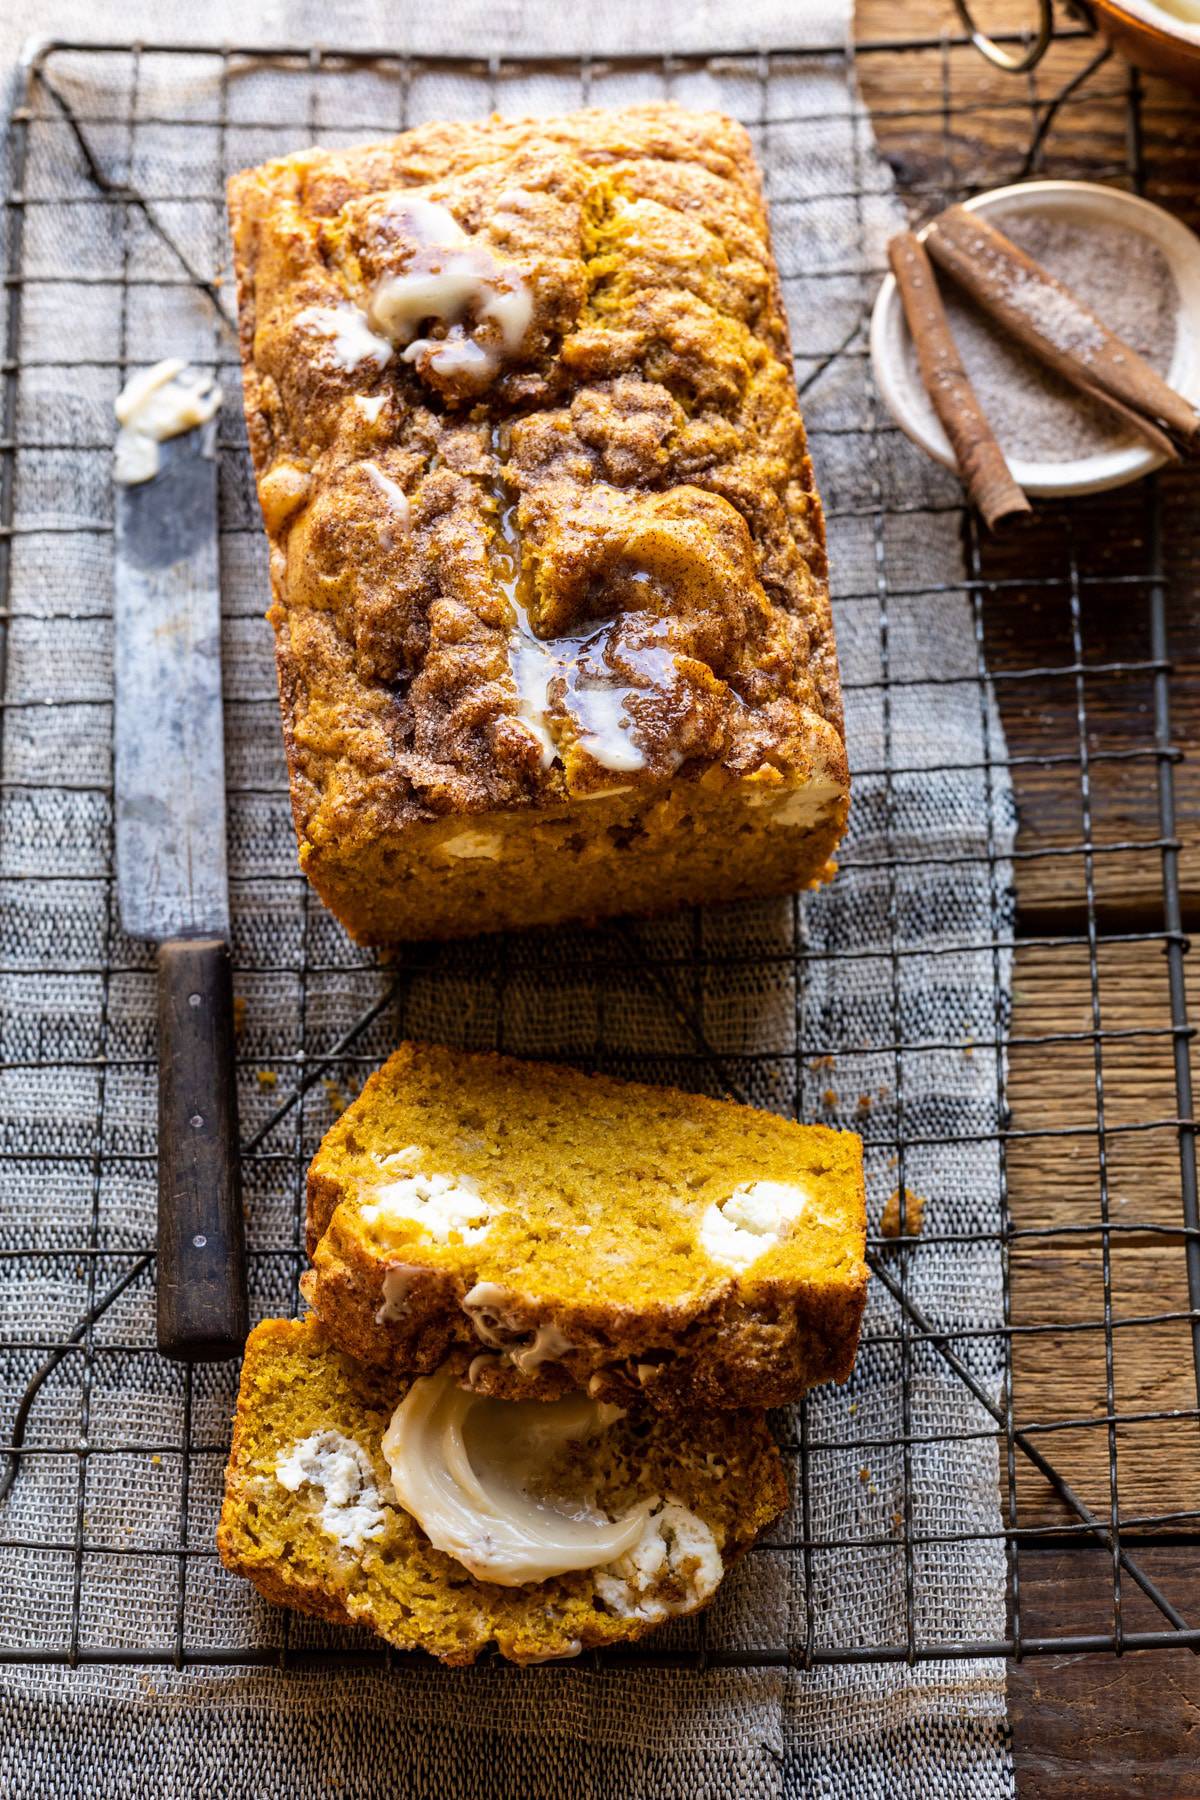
{"left": 0, "top": 21, "right": 1196, "bottom": 1674}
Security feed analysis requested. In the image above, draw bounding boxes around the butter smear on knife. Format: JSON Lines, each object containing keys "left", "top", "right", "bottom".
{"left": 114, "top": 358, "right": 222, "bottom": 485}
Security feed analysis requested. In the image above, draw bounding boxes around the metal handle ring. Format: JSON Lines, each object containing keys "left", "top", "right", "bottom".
{"left": 952, "top": 0, "right": 1056, "bottom": 72}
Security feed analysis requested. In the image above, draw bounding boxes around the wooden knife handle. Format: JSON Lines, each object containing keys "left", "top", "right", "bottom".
{"left": 156, "top": 937, "right": 248, "bottom": 1361}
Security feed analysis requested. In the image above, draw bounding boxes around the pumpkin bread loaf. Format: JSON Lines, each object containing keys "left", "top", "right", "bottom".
{"left": 302, "top": 1042, "right": 868, "bottom": 1411}
{"left": 227, "top": 102, "right": 847, "bottom": 943}
{"left": 218, "top": 1318, "right": 788, "bottom": 1665}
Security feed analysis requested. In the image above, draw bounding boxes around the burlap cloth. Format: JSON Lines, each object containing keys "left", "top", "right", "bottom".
{"left": 0, "top": 1, "right": 1016, "bottom": 1793}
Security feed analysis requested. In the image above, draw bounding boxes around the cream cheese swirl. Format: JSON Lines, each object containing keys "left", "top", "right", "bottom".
{"left": 381, "top": 1366, "right": 649, "bottom": 1586}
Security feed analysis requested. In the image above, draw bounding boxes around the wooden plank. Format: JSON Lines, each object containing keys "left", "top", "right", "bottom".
{"left": 1006, "top": 940, "right": 1193, "bottom": 1236}
{"left": 976, "top": 478, "right": 1200, "bottom": 922}
{"left": 1004, "top": 940, "right": 1199, "bottom": 1526}
{"left": 1008, "top": 1243, "right": 1198, "bottom": 1525}
{"left": 1007, "top": 1550, "right": 1200, "bottom": 1799}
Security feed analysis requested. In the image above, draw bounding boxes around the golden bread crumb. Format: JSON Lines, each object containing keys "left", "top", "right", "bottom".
{"left": 880, "top": 1186, "right": 927, "bottom": 1239}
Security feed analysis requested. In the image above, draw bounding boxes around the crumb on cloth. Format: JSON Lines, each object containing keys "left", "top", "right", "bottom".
{"left": 880, "top": 1186, "right": 927, "bottom": 1238}
{"left": 323, "top": 1078, "right": 349, "bottom": 1116}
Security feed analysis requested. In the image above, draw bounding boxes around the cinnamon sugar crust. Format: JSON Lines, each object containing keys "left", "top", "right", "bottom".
{"left": 229, "top": 103, "right": 848, "bottom": 943}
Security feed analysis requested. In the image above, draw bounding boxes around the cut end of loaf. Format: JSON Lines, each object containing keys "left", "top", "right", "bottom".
{"left": 303, "top": 758, "right": 848, "bottom": 943}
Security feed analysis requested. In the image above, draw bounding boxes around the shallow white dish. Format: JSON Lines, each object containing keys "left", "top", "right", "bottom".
{"left": 1104, "top": 0, "right": 1200, "bottom": 50}
{"left": 869, "top": 179, "right": 1200, "bottom": 498}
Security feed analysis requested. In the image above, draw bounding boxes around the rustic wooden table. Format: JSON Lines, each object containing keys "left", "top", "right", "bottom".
{"left": 855, "top": 2, "right": 1200, "bottom": 1791}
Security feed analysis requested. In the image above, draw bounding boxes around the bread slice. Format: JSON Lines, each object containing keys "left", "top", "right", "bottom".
{"left": 303, "top": 1042, "right": 868, "bottom": 1411}
{"left": 217, "top": 1318, "right": 787, "bottom": 1665}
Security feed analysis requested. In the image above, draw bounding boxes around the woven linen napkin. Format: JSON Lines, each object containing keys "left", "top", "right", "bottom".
{"left": 0, "top": 2, "right": 1015, "bottom": 1793}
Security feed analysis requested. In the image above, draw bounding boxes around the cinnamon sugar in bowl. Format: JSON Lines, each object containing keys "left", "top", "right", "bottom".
{"left": 871, "top": 180, "right": 1200, "bottom": 498}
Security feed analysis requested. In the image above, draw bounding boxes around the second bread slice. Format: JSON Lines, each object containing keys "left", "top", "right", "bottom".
{"left": 218, "top": 1317, "right": 787, "bottom": 1664}
{"left": 304, "top": 1042, "right": 867, "bottom": 1410}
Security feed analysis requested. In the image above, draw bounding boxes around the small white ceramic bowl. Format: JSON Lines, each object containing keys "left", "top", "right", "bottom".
{"left": 870, "top": 179, "right": 1200, "bottom": 498}
{"left": 1091, "top": 0, "right": 1200, "bottom": 90}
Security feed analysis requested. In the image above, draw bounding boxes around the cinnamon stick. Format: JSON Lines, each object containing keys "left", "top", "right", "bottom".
{"left": 888, "top": 231, "right": 1030, "bottom": 532}
{"left": 924, "top": 204, "right": 1200, "bottom": 463}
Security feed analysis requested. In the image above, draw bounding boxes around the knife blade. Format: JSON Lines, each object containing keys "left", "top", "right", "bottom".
{"left": 114, "top": 411, "right": 248, "bottom": 1362}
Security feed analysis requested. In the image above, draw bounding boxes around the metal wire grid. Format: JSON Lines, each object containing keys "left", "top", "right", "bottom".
{"left": 0, "top": 25, "right": 1194, "bottom": 1674}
